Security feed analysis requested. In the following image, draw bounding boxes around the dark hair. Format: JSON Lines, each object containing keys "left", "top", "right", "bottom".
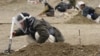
{"left": 80, "top": 4, "right": 85, "bottom": 7}
{"left": 17, "top": 15, "right": 23, "bottom": 21}
{"left": 44, "top": 2, "right": 48, "bottom": 6}
{"left": 61, "top": 0, "right": 63, "bottom": 1}
{"left": 21, "top": 12, "right": 30, "bottom": 17}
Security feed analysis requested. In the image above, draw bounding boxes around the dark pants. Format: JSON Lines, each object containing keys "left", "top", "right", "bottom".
{"left": 46, "top": 10, "right": 54, "bottom": 17}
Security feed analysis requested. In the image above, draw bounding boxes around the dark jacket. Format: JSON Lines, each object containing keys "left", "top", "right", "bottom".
{"left": 14, "top": 17, "right": 64, "bottom": 43}
{"left": 55, "top": 2, "right": 72, "bottom": 12}
{"left": 82, "top": 6, "right": 99, "bottom": 20}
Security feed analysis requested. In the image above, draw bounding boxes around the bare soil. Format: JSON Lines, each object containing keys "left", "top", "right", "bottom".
{"left": 0, "top": 0, "right": 100, "bottom": 56}
{"left": 66, "top": 13, "right": 96, "bottom": 24}
{"left": 0, "top": 43, "right": 100, "bottom": 56}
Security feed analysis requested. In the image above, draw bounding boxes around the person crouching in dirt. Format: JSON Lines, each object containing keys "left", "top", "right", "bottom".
{"left": 55, "top": 0, "right": 72, "bottom": 13}
{"left": 77, "top": 1, "right": 100, "bottom": 23}
{"left": 13, "top": 12, "right": 64, "bottom": 44}
{"left": 38, "top": 2, "right": 54, "bottom": 17}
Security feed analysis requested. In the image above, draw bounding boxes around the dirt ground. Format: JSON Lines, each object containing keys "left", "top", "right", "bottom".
{"left": 0, "top": 0, "right": 100, "bottom": 56}
{"left": 1, "top": 43, "right": 100, "bottom": 56}
{"left": 0, "top": 43, "right": 99, "bottom": 56}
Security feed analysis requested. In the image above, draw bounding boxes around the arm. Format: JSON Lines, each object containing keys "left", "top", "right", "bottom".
{"left": 88, "top": 7, "right": 95, "bottom": 14}
{"left": 83, "top": 7, "right": 95, "bottom": 19}
{"left": 82, "top": 10, "right": 92, "bottom": 19}
{"left": 82, "top": 9, "right": 89, "bottom": 17}
{"left": 13, "top": 28, "right": 26, "bottom": 37}
{"left": 83, "top": 7, "right": 95, "bottom": 16}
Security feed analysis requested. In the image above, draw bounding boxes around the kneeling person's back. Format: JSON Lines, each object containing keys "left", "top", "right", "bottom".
{"left": 13, "top": 12, "right": 64, "bottom": 44}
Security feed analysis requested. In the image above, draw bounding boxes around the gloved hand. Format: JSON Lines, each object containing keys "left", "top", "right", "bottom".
{"left": 12, "top": 31, "right": 16, "bottom": 37}
{"left": 86, "top": 14, "right": 91, "bottom": 19}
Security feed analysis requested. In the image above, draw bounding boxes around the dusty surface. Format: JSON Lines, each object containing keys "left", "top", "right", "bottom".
{"left": 0, "top": 0, "right": 100, "bottom": 56}
{"left": 0, "top": 43, "right": 100, "bottom": 56}
{"left": 66, "top": 13, "right": 96, "bottom": 24}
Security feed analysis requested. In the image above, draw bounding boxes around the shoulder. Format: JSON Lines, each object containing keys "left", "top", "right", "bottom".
{"left": 85, "top": 6, "right": 94, "bottom": 10}
{"left": 83, "top": 6, "right": 92, "bottom": 11}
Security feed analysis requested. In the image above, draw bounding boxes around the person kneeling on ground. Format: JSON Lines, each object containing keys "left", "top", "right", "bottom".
{"left": 38, "top": 2, "right": 54, "bottom": 17}
{"left": 77, "top": 1, "right": 100, "bottom": 23}
{"left": 55, "top": 0, "right": 72, "bottom": 13}
{"left": 13, "top": 12, "right": 64, "bottom": 44}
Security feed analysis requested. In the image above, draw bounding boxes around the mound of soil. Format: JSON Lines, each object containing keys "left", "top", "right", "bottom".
{"left": 95, "top": 8, "right": 100, "bottom": 15}
{"left": 1, "top": 43, "right": 100, "bottom": 56}
{"left": 66, "top": 12, "right": 96, "bottom": 24}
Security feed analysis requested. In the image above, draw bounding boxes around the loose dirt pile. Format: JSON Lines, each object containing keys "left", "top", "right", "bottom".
{"left": 0, "top": 0, "right": 100, "bottom": 56}
{"left": 95, "top": 8, "right": 100, "bottom": 15}
{"left": 0, "top": 43, "right": 100, "bottom": 56}
{"left": 66, "top": 12, "right": 96, "bottom": 24}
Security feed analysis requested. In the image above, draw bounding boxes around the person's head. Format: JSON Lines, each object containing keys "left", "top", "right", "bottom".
{"left": 14, "top": 12, "right": 31, "bottom": 33}
{"left": 44, "top": 2, "right": 48, "bottom": 6}
{"left": 42, "top": 0, "right": 48, "bottom": 5}
{"left": 76, "top": 1, "right": 85, "bottom": 10}
{"left": 80, "top": 4, "right": 85, "bottom": 10}
{"left": 61, "top": 0, "right": 63, "bottom": 1}
{"left": 61, "top": 0, "right": 65, "bottom": 2}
